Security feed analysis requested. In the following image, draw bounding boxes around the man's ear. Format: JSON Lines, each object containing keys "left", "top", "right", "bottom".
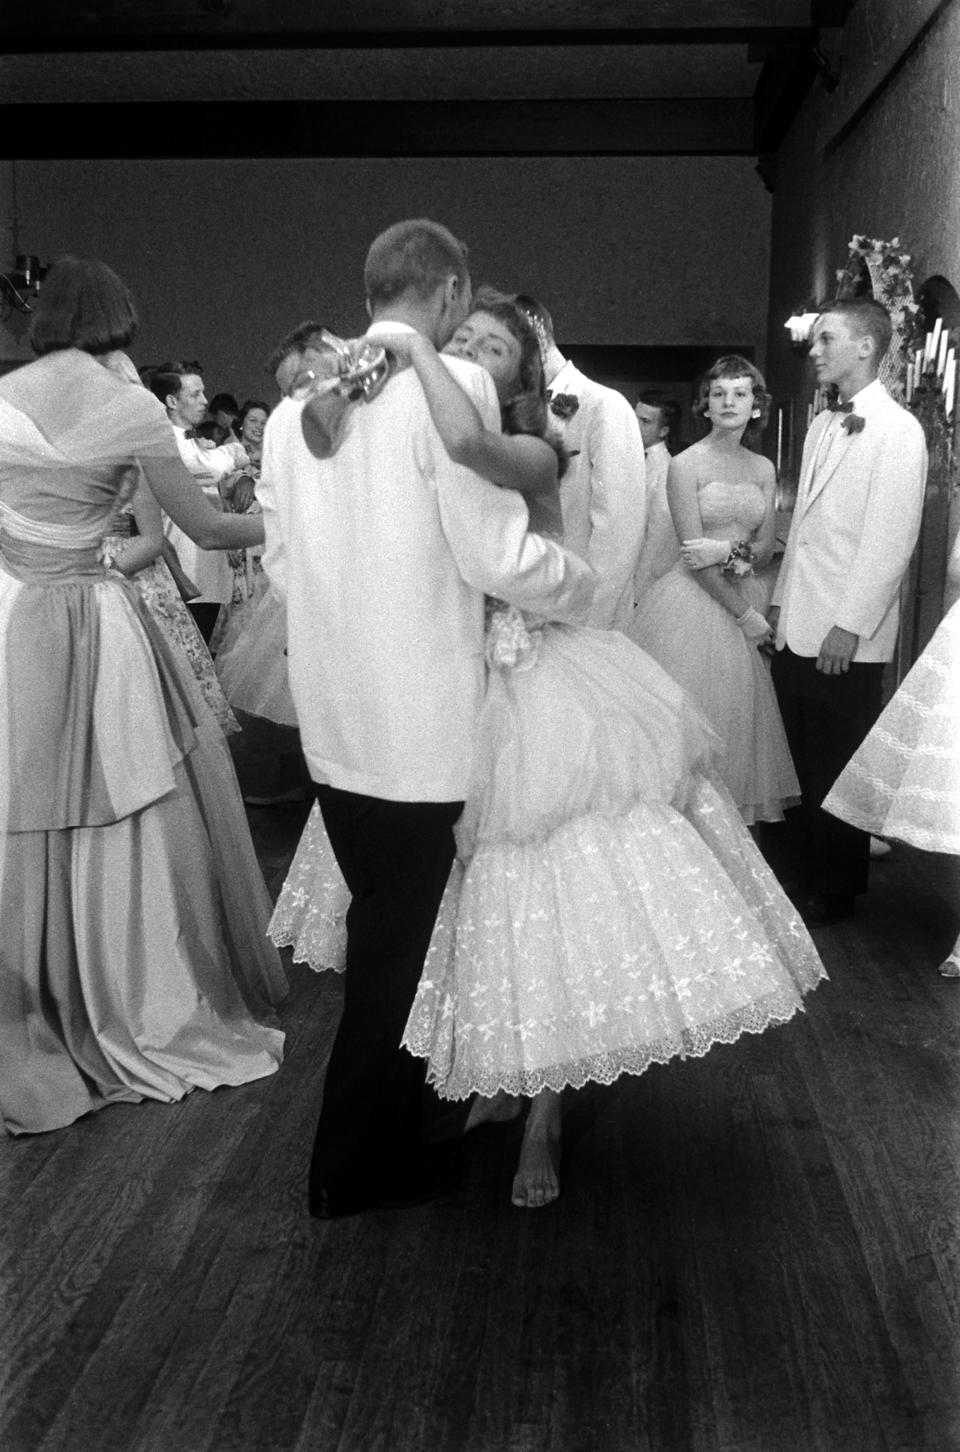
{"left": 857, "top": 333, "right": 875, "bottom": 360}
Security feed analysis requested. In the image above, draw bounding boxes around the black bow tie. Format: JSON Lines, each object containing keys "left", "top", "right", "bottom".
{"left": 828, "top": 399, "right": 854, "bottom": 413}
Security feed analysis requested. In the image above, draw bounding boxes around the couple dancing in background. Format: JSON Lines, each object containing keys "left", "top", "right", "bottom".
{"left": 264, "top": 217, "right": 825, "bottom": 1217}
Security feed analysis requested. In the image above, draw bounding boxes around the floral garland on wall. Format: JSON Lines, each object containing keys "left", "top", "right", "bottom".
{"left": 835, "top": 234, "right": 920, "bottom": 399}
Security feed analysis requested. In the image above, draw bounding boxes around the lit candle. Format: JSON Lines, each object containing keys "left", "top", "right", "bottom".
{"left": 777, "top": 408, "right": 783, "bottom": 475}
{"left": 927, "top": 317, "right": 943, "bottom": 366}
{"left": 929, "top": 326, "right": 946, "bottom": 377}
{"left": 945, "top": 359, "right": 955, "bottom": 420}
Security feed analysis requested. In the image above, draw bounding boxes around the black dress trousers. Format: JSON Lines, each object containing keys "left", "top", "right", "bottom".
{"left": 771, "top": 645, "right": 884, "bottom": 899}
{"left": 309, "top": 784, "right": 464, "bottom": 1201}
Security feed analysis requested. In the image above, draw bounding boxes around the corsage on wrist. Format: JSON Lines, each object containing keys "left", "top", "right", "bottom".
{"left": 721, "top": 540, "right": 757, "bottom": 578}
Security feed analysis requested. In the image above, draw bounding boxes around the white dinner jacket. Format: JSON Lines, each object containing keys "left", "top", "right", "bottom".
{"left": 772, "top": 379, "right": 927, "bottom": 662}
{"left": 547, "top": 360, "right": 647, "bottom": 631}
{"left": 164, "top": 427, "right": 247, "bottom": 604}
{"left": 258, "top": 333, "right": 596, "bottom": 803}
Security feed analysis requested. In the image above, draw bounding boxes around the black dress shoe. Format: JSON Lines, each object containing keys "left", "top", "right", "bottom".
{"left": 801, "top": 892, "right": 856, "bottom": 928}
{"left": 375, "top": 1147, "right": 465, "bottom": 1209}
{"left": 308, "top": 1184, "right": 377, "bottom": 1220}
{"left": 309, "top": 1146, "right": 465, "bottom": 1221}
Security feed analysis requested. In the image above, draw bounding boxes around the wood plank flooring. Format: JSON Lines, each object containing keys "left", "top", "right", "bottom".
{"left": 2, "top": 805, "right": 959, "bottom": 1452}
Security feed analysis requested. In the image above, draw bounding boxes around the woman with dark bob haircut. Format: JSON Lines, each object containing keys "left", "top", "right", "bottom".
{"left": 29, "top": 254, "right": 139, "bottom": 357}
{"left": 0, "top": 255, "right": 287, "bottom": 1136}
{"left": 629, "top": 353, "right": 800, "bottom": 824}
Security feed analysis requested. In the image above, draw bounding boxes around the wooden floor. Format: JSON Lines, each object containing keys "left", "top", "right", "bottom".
{"left": 2, "top": 804, "right": 959, "bottom": 1452}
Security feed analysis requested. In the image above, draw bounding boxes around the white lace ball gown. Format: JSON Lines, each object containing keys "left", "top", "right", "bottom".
{"left": 628, "top": 478, "right": 799, "bottom": 824}
{"left": 823, "top": 600, "right": 960, "bottom": 853}
{"left": 270, "top": 604, "right": 825, "bottom": 1102}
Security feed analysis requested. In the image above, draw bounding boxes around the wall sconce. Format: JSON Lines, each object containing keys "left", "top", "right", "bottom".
{"left": 784, "top": 311, "right": 819, "bottom": 350}
{"left": 0, "top": 254, "right": 49, "bottom": 314}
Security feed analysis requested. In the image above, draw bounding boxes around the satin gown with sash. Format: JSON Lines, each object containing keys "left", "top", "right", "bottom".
{"left": 0, "top": 349, "right": 286, "bottom": 1136}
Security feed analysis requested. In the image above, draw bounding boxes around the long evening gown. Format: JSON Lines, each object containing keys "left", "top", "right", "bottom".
{"left": 103, "top": 505, "right": 240, "bottom": 736}
{"left": 628, "top": 478, "right": 799, "bottom": 824}
{"left": 270, "top": 599, "right": 826, "bottom": 1101}
{"left": 0, "top": 349, "right": 287, "bottom": 1136}
{"left": 823, "top": 601, "right": 960, "bottom": 854}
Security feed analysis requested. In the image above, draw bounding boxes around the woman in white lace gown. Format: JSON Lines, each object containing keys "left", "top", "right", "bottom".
{"left": 270, "top": 295, "right": 825, "bottom": 1207}
{"left": 824, "top": 531, "right": 960, "bottom": 976}
{"left": 628, "top": 357, "right": 799, "bottom": 823}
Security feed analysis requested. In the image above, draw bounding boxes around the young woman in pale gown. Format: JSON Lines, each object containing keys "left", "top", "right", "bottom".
{"left": 0, "top": 257, "right": 287, "bottom": 1136}
{"left": 270, "top": 295, "right": 826, "bottom": 1207}
{"left": 628, "top": 357, "right": 799, "bottom": 824}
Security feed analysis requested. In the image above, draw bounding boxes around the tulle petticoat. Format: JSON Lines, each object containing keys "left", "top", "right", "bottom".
{"left": 270, "top": 620, "right": 825, "bottom": 1100}
{"left": 215, "top": 574, "right": 297, "bottom": 727}
{"left": 628, "top": 564, "right": 799, "bottom": 824}
{"left": 823, "top": 601, "right": 960, "bottom": 853}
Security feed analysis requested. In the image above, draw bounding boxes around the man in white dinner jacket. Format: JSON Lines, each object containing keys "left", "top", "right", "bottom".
{"left": 769, "top": 298, "right": 927, "bottom": 927}
{"left": 149, "top": 362, "right": 250, "bottom": 642}
{"left": 515, "top": 295, "right": 646, "bottom": 630}
{"left": 258, "top": 219, "right": 595, "bottom": 1219}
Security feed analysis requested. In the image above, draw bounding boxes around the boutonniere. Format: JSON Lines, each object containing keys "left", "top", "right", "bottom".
{"left": 841, "top": 413, "right": 865, "bottom": 434}
{"left": 548, "top": 391, "right": 579, "bottom": 421}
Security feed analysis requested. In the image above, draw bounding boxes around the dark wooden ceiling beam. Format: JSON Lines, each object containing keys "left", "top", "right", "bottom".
{"left": 1, "top": 0, "right": 817, "bottom": 49}
{"left": 0, "top": 98, "right": 755, "bottom": 158}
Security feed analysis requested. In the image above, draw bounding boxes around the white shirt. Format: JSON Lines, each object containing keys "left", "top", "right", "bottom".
{"left": 258, "top": 325, "right": 596, "bottom": 802}
{"left": 546, "top": 359, "right": 647, "bottom": 630}
{"left": 164, "top": 426, "right": 247, "bottom": 604}
{"left": 633, "top": 441, "right": 678, "bottom": 603}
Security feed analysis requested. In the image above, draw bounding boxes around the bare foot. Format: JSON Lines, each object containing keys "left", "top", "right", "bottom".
{"left": 463, "top": 1089, "right": 524, "bottom": 1135}
{"left": 511, "top": 1088, "right": 562, "bottom": 1209}
{"left": 511, "top": 1132, "right": 560, "bottom": 1209}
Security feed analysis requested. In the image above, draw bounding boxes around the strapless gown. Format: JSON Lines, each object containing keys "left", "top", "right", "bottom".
{"left": 628, "top": 479, "right": 799, "bottom": 824}
{"left": 270, "top": 604, "right": 825, "bottom": 1101}
{"left": 823, "top": 600, "right": 960, "bottom": 853}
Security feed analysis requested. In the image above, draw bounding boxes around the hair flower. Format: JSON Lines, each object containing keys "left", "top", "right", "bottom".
{"left": 548, "top": 391, "right": 580, "bottom": 421}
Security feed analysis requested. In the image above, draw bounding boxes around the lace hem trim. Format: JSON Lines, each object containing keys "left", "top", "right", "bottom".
{"left": 402, "top": 987, "right": 820, "bottom": 1101}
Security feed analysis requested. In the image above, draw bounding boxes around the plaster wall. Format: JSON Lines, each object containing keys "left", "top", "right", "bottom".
{"left": 765, "top": 0, "right": 960, "bottom": 406}
{"left": 0, "top": 155, "right": 770, "bottom": 400}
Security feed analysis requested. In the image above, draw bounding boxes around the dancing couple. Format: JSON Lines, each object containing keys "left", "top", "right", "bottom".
{"left": 261, "top": 218, "right": 826, "bottom": 1217}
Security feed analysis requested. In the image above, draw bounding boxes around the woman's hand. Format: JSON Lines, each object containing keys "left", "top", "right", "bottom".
{"left": 681, "top": 537, "right": 731, "bottom": 570}
{"left": 736, "top": 606, "right": 773, "bottom": 644}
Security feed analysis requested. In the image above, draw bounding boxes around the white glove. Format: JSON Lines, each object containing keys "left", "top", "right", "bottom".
{"left": 681, "top": 537, "right": 731, "bottom": 570}
{"left": 736, "top": 607, "right": 772, "bottom": 642}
